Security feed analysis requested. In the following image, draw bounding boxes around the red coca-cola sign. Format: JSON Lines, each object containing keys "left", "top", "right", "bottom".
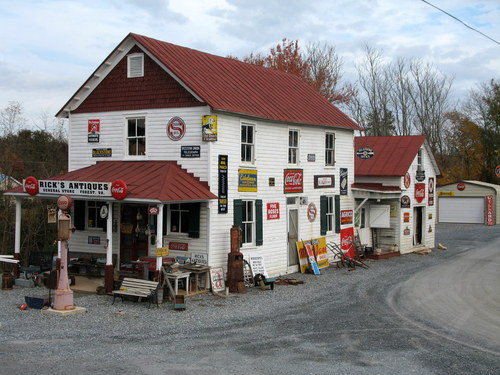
{"left": 284, "top": 169, "right": 303, "bottom": 193}
{"left": 23, "top": 176, "right": 39, "bottom": 196}
{"left": 415, "top": 183, "right": 426, "bottom": 203}
{"left": 111, "top": 179, "right": 128, "bottom": 200}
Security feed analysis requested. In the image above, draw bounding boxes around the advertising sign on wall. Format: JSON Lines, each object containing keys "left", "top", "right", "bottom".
{"left": 266, "top": 203, "right": 280, "bottom": 220}
{"left": 340, "top": 168, "right": 348, "bottom": 195}
{"left": 181, "top": 146, "right": 200, "bottom": 158}
{"left": 88, "top": 119, "right": 100, "bottom": 143}
{"left": 218, "top": 155, "right": 228, "bottom": 213}
{"left": 202, "top": 115, "right": 217, "bottom": 141}
{"left": 238, "top": 169, "right": 257, "bottom": 192}
{"left": 92, "top": 148, "right": 112, "bottom": 157}
{"left": 284, "top": 169, "right": 303, "bottom": 193}
{"left": 314, "top": 175, "right": 335, "bottom": 189}
{"left": 340, "top": 210, "right": 353, "bottom": 224}
{"left": 167, "top": 116, "right": 186, "bottom": 141}
{"left": 340, "top": 227, "right": 355, "bottom": 258}
{"left": 428, "top": 177, "right": 435, "bottom": 206}
{"left": 415, "top": 183, "right": 426, "bottom": 203}
{"left": 485, "top": 195, "right": 494, "bottom": 226}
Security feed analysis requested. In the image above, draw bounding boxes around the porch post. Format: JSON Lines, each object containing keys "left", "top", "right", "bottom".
{"left": 13, "top": 197, "right": 22, "bottom": 277}
{"left": 155, "top": 204, "right": 164, "bottom": 278}
{"left": 104, "top": 202, "right": 114, "bottom": 293}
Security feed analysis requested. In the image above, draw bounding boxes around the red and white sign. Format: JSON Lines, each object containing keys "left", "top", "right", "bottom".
{"left": 57, "top": 194, "right": 73, "bottom": 211}
{"left": 496, "top": 165, "right": 500, "bottom": 178}
{"left": 404, "top": 172, "right": 411, "bottom": 189}
{"left": 485, "top": 195, "right": 494, "bottom": 226}
{"left": 340, "top": 227, "right": 355, "bottom": 258}
{"left": 284, "top": 169, "right": 303, "bottom": 193}
{"left": 148, "top": 207, "right": 159, "bottom": 215}
{"left": 307, "top": 202, "right": 317, "bottom": 222}
{"left": 457, "top": 183, "right": 466, "bottom": 191}
{"left": 428, "top": 177, "right": 435, "bottom": 206}
{"left": 340, "top": 210, "right": 353, "bottom": 225}
{"left": 167, "top": 116, "right": 186, "bottom": 141}
{"left": 88, "top": 119, "right": 100, "bottom": 133}
{"left": 23, "top": 176, "right": 39, "bottom": 196}
{"left": 111, "top": 179, "right": 128, "bottom": 200}
{"left": 169, "top": 242, "right": 189, "bottom": 251}
{"left": 266, "top": 203, "right": 280, "bottom": 220}
{"left": 415, "top": 183, "right": 426, "bottom": 203}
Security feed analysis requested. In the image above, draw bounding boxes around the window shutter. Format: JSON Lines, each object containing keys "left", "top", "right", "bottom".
{"left": 255, "top": 199, "right": 263, "bottom": 246}
{"left": 320, "top": 195, "right": 327, "bottom": 235}
{"left": 233, "top": 199, "right": 242, "bottom": 228}
{"left": 188, "top": 203, "right": 200, "bottom": 238}
{"left": 335, "top": 195, "right": 341, "bottom": 233}
{"left": 73, "top": 200, "right": 85, "bottom": 230}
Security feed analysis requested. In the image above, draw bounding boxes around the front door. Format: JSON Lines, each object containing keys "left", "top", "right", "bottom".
{"left": 413, "top": 206, "right": 423, "bottom": 246}
{"left": 287, "top": 198, "right": 299, "bottom": 271}
{"left": 119, "top": 204, "right": 148, "bottom": 266}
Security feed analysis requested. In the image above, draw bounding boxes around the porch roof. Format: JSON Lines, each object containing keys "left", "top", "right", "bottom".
{"left": 5, "top": 161, "right": 217, "bottom": 203}
{"left": 351, "top": 183, "right": 402, "bottom": 193}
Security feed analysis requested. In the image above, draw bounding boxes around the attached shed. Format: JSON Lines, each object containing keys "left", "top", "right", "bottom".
{"left": 437, "top": 180, "right": 499, "bottom": 225}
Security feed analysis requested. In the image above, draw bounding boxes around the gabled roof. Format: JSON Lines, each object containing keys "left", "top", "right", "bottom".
{"left": 57, "top": 33, "right": 361, "bottom": 131}
{"left": 354, "top": 135, "right": 428, "bottom": 176}
{"left": 5, "top": 161, "right": 217, "bottom": 203}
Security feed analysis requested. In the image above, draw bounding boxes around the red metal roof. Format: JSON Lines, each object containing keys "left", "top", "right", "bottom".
{"left": 6, "top": 161, "right": 217, "bottom": 202}
{"left": 58, "top": 33, "right": 361, "bottom": 131}
{"left": 354, "top": 136, "right": 426, "bottom": 176}
{"left": 351, "top": 183, "right": 402, "bottom": 192}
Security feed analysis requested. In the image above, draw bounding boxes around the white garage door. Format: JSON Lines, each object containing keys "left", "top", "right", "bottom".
{"left": 439, "top": 197, "right": 485, "bottom": 223}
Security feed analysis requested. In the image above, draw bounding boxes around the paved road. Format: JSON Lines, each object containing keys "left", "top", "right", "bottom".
{"left": 0, "top": 223, "right": 499, "bottom": 374}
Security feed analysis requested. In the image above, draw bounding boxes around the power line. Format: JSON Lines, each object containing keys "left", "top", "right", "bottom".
{"left": 421, "top": 0, "right": 499, "bottom": 45}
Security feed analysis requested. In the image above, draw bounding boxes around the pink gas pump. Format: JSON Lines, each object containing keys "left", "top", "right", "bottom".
{"left": 52, "top": 194, "right": 75, "bottom": 311}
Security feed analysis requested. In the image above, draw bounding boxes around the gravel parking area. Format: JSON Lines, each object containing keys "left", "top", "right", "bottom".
{"left": 1, "top": 223, "right": 499, "bottom": 374}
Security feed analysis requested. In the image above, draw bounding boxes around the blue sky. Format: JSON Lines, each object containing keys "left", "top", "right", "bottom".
{"left": 0, "top": 0, "right": 498, "bottom": 124}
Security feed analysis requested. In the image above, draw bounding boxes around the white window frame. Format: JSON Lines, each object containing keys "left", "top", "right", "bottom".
{"left": 86, "top": 201, "right": 106, "bottom": 230}
{"left": 325, "top": 132, "right": 335, "bottom": 167}
{"left": 326, "top": 196, "right": 335, "bottom": 233}
{"left": 241, "top": 122, "right": 255, "bottom": 164}
{"left": 241, "top": 200, "right": 255, "bottom": 245}
{"left": 168, "top": 203, "right": 190, "bottom": 236}
{"left": 288, "top": 129, "right": 299, "bottom": 165}
{"left": 127, "top": 53, "right": 144, "bottom": 78}
{"left": 126, "top": 117, "right": 146, "bottom": 157}
{"left": 417, "top": 148, "right": 424, "bottom": 170}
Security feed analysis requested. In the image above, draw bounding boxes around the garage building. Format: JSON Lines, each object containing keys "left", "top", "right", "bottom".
{"left": 437, "top": 180, "right": 499, "bottom": 225}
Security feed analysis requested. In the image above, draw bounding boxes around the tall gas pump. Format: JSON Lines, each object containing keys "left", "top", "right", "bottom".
{"left": 53, "top": 194, "right": 75, "bottom": 311}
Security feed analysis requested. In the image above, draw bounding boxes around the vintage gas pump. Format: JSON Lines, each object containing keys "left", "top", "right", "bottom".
{"left": 226, "top": 225, "right": 246, "bottom": 293}
{"left": 52, "top": 194, "right": 76, "bottom": 311}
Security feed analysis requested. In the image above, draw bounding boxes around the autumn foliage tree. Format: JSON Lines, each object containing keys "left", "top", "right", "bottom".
{"left": 238, "top": 39, "right": 355, "bottom": 105}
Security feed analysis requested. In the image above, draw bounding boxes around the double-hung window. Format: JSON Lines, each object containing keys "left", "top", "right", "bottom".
{"left": 326, "top": 196, "right": 335, "bottom": 232}
{"left": 288, "top": 130, "right": 299, "bottom": 164}
{"left": 169, "top": 204, "right": 190, "bottom": 234}
{"left": 234, "top": 199, "right": 263, "bottom": 246}
{"left": 127, "top": 118, "right": 146, "bottom": 156}
{"left": 325, "top": 133, "right": 335, "bottom": 166}
{"left": 241, "top": 123, "right": 254, "bottom": 163}
{"left": 320, "top": 195, "right": 340, "bottom": 235}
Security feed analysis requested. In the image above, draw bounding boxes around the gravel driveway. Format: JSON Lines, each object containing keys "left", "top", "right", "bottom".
{"left": 1, "top": 223, "right": 499, "bottom": 374}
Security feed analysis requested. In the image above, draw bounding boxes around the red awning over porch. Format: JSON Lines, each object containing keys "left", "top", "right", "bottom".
{"left": 6, "top": 161, "right": 217, "bottom": 202}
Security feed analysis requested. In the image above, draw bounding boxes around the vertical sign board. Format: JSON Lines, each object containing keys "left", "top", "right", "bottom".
{"left": 428, "top": 178, "right": 435, "bottom": 206}
{"left": 415, "top": 183, "right": 426, "bottom": 203}
{"left": 210, "top": 267, "right": 225, "bottom": 293}
{"left": 340, "top": 168, "right": 348, "bottom": 195}
{"left": 218, "top": 155, "right": 228, "bottom": 213}
{"left": 248, "top": 255, "right": 268, "bottom": 277}
{"left": 304, "top": 243, "right": 320, "bottom": 275}
{"left": 485, "top": 195, "right": 494, "bottom": 226}
{"left": 88, "top": 119, "right": 100, "bottom": 143}
{"left": 340, "top": 227, "right": 355, "bottom": 258}
{"left": 202, "top": 115, "right": 217, "bottom": 141}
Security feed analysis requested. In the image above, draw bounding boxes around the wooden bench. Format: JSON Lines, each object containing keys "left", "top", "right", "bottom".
{"left": 112, "top": 278, "right": 159, "bottom": 307}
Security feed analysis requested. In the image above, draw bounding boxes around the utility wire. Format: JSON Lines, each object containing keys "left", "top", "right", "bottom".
{"left": 421, "top": 0, "right": 499, "bottom": 45}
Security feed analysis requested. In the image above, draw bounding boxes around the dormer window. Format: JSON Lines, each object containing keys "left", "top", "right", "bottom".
{"left": 127, "top": 53, "right": 144, "bottom": 78}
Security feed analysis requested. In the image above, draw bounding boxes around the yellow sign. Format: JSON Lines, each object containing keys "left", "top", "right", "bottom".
{"left": 156, "top": 247, "right": 169, "bottom": 257}
{"left": 202, "top": 115, "right": 217, "bottom": 141}
{"left": 296, "top": 237, "right": 329, "bottom": 273}
{"left": 438, "top": 192, "right": 455, "bottom": 196}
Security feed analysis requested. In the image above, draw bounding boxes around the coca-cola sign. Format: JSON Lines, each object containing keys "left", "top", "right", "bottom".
{"left": 111, "top": 179, "right": 128, "bottom": 200}
{"left": 284, "top": 169, "right": 303, "bottom": 193}
{"left": 23, "top": 176, "right": 39, "bottom": 196}
{"left": 415, "top": 183, "right": 426, "bottom": 203}
{"left": 340, "top": 227, "right": 355, "bottom": 258}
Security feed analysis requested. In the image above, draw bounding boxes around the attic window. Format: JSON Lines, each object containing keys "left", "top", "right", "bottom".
{"left": 127, "top": 53, "right": 144, "bottom": 78}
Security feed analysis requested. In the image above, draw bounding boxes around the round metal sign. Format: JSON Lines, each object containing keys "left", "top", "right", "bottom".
{"left": 23, "top": 176, "right": 39, "bottom": 196}
{"left": 404, "top": 172, "right": 411, "bottom": 189}
{"left": 111, "top": 179, "right": 128, "bottom": 200}
{"left": 457, "top": 183, "right": 466, "bottom": 191}
{"left": 307, "top": 202, "right": 317, "bottom": 222}
{"left": 99, "top": 205, "right": 109, "bottom": 219}
{"left": 167, "top": 116, "right": 186, "bottom": 141}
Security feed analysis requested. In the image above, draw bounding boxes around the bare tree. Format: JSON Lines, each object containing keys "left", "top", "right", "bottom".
{"left": 0, "top": 101, "right": 26, "bottom": 136}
